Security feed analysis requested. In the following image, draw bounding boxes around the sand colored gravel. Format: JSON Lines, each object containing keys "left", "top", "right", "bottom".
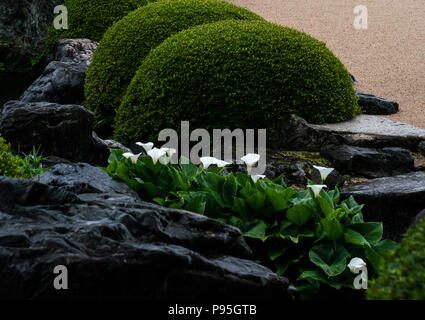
{"left": 229, "top": 0, "right": 425, "bottom": 129}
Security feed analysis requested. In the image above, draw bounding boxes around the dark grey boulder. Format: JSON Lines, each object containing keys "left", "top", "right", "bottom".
{"left": 309, "top": 166, "right": 345, "bottom": 189}
{"left": 309, "top": 115, "right": 425, "bottom": 151}
{"left": 0, "top": 100, "right": 109, "bottom": 165}
{"left": 0, "top": 0, "right": 61, "bottom": 57}
{"left": 341, "top": 171, "right": 425, "bottom": 240}
{"left": 356, "top": 91, "right": 399, "bottom": 115}
{"left": 321, "top": 145, "right": 414, "bottom": 178}
{"left": 410, "top": 209, "right": 425, "bottom": 229}
{"left": 419, "top": 141, "right": 425, "bottom": 157}
{"left": 47, "top": 38, "right": 98, "bottom": 66}
{"left": 20, "top": 61, "right": 87, "bottom": 104}
{"left": 0, "top": 163, "right": 295, "bottom": 300}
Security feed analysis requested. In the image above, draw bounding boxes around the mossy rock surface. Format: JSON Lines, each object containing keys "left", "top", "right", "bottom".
{"left": 0, "top": 136, "right": 25, "bottom": 178}
{"left": 114, "top": 20, "right": 361, "bottom": 144}
{"left": 84, "top": 0, "right": 263, "bottom": 137}
{"left": 367, "top": 218, "right": 425, "bottom": 300}
{"left": 45, "top": 0, "right": 155, "bottom": 48}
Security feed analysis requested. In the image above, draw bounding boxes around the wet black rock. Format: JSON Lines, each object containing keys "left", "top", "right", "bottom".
{"left": 410, "top": 209, "right": 425, "bottom": 229}
{"left": 0, "top": 163, "right": 295, "bottom": 300}
{"left": 321, "top": 145, "right": 414, "bottom": 178}
{"left": 418, "top": 141, "right": 425, "bottom": 157}
{"left": 0, "top": 100, "right": 108, "bottom": 165}
{"left": 341, "top": 171, "right": 425, "bottom": 240}
{"left": 356, "top": 91, "right": 399, "bottom": 115}
{"left": 20, "top": 61, "right": 87, "bottom": 104}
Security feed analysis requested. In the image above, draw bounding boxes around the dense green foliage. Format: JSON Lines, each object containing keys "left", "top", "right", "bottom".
{"left": 114, "top": 20, "right": 361, "bottom": 144}
{"left": 104, "top": 149, "right": 396, "bottom": 298}
{"left": 367, "top": 218, "right": 425, "bottom": 300}
{"left": 45, "top": 0, "right": 155, "bottom": 48}
{"left": 0, "top": 136, "right": 49, "bottom": 179}
{"left": 0, "top": 136, "right": 25, "bottom": 178}
{"left": 85, "top": 0, "right": 263, "bottom": 137}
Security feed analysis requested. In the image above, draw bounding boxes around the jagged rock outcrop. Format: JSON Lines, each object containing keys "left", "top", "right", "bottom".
{"left": 0, "top": 163, "right": 296, "bottom": 300}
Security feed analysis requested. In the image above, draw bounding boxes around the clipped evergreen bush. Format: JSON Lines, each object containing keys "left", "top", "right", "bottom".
{"left": 85, "top": 0, "right": 263, "bottom": 137}
{"left": 45, "top": 0, "right": 155, "bottom": 48}
{"left": 0, "top": 136, "right": 25, "bottom": 178}
{"left": 367, "top": 219, "right": 425, "bottom": 300}
{"left": 114, "top": 20, "right": 361, "bottom": 144}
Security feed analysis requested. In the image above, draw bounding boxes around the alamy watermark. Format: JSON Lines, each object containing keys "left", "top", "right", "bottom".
{"left": 158, "top": 121, "right": 267, "bottom": 175}
{"left": 354, "top": 5, "right": 368, "bottom": 30}
{"left": 53, "top": 5, "right": 68, "bottom": 30}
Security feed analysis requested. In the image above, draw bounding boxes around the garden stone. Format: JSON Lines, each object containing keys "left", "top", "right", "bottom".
{"left": 47, "top": 38, "right": 98, "bottom": 66}
{"left": 341, "top": 171, "right": 425, "bottom": 240}
{"left": 0, "top": 164, "right": 296, "bottom": 300}
{"left": 309, "top": 115, "right": 425, "bottom": 151}
{"left": 356, "top": 91, "right": 399, "bottom": 115}
{"left": 321, "top": 145, "right": 414, "bottom": 178}
{"left": 418, "top": 141, "right": 425, "bottom": 156}
{"left": 20, "top": 61, "right": 87, "bottom": 105}
{"left": 410, "top": 209, "right": 425, "bottom": 229}
{"left": 0, "top": 0, "right": 61, "bottom": 57}
{"left": 0, "top": 100, "right": 109, "bottom": 165}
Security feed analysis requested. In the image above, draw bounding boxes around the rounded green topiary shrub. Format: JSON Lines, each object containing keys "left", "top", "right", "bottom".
{"left": 113, "top": 20, "right": 361, "bottom": 144}
{"left": 366, "top": 219, "right": 425, "bottom": 300}
{"left": 45, "top": 0, "right": 155, "bottom": 48}
{"left": 0, "top": 136, "right": 25, "bottom": 178}
{"left": 85, "top": 0, "right": 263, "bottom": 137}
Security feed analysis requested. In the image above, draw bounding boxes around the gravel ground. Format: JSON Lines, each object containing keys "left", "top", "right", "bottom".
{"left": 229, "top": 0, "right": 425, "bottom": 129}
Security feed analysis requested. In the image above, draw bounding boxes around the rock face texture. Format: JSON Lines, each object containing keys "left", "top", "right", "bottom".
{"left": 274, "top": 114, "right": 425, "bottom": 152}
{"left": 0, "top": 101, "right": 109, "bottom": 165}
{"left": 20, "top": 61, "right": 87, "bottom": 104}
{"left": 321, "top": 145, "right": 414, "bottom": 178}
{"left": 0, "top": 163, "right": 295, "bottom": 300}
{"left": 341, "top": 171, "right": 425, "bottom": 240}
{"left": 355, "top": 91, "right": 399, "bottom": 115}
{"left": 47, "top": 39, "right": 98, "bottom": 66}
{"left": 0, "top": 0, "right": 61, "bottom": 56}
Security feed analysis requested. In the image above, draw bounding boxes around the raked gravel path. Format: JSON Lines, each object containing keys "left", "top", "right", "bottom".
{"left": 229, "top": 0, "right": 425, "bottom": 129}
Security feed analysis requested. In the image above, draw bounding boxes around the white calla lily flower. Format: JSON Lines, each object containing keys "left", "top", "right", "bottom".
{"left": 147, "top": 148, "right": 166, "bottom": 164}
{"left": 200, "top": 156, "right": 218, "bottom": 169}
{"left": 251, "top": 174, "right": 266, "bottom": 183}
{"left": 307, "top": 184, "right": 327, "bottom": 198}
{"left": 347, "top": 257, "right": 367, "bottom": 272}
{"left": 241, "top": 153, "right": 261, "bottom": 174}
{"left": 122, "top": 152, "right": 141, "bottom": 164}
{"left": 136, "top": 142, "right": 154, "bottom": 152}
{"left": 216, "top": 160, "right": 230, "bottom": 168}
{"left": 313, "top": 165, "right": 334, "bottom": 182}
{"left": 160, "top": 147, "right": 177, "bottom": 158}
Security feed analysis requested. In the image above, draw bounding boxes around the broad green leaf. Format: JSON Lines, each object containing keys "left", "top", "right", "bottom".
{"left": 268, "top": 246, "right": 288, "bottom": 261}
{"left": 317, "top": 191, "right": 335, "bottom": 217}
{"left": 309, "top": 243, "right": 350, "bottom": 276}
{"left": 320, "top": 217, "right": 344, "bottom": 241}
{"left": 240, "top": 185, "right": 266, "bottom": 214}
{"left": 298, "top": 270, "right": 344, "bottom": 290}
{"left": 350, "top": 222, "right": 383, "bottom": 244}
{"left": 184, "top": 194, "right": 206, "bottom": 214}
{"left": 344, "top": 228, "right": 370, "bottom": 247}
{"left": 265, "top": 187, "right": 293, "bottom": 212}
{"left": 286, "top": 204, "right": 313, "bottom": 226}
{"left": 243, "top": 220, "right": 267, "bottom": 239}
{"left": 223, "top": 173, "right": 238, "bottom": 205}
{"left": 365, "top": 247, "right": 385, "bottom": 271}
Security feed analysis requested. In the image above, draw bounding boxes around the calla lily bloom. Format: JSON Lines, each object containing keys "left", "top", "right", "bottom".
{"left": 136, "top": 142, "right": 154, "bottom": 152}
{"left": 122, "top": 152, "right": 141, "bottom": 164}
{"left": 160, "top": 147, "right": 177, "bottom": 158}
{"left": 216, "top": 160, "right": 230, "bottom": 168}
{"left": 307, "top": 184, "right": 327, "bottom": 198}
{"left": 313, "top": 165, "right": 334, "bottom": 182}
{"left": 251, "top": 174, "right": 266, "bottom": 183}
{"left": 147, "top": 148, "right": 166, "bottom": 164}
{"left": 200, "top": 157, "right": 218, "bottom": 169}
{"left": 241, "top": 153, "right": 260, "bottom": 174}
{"left": 347, "top": 257, "right": 367, "bottom": 272}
